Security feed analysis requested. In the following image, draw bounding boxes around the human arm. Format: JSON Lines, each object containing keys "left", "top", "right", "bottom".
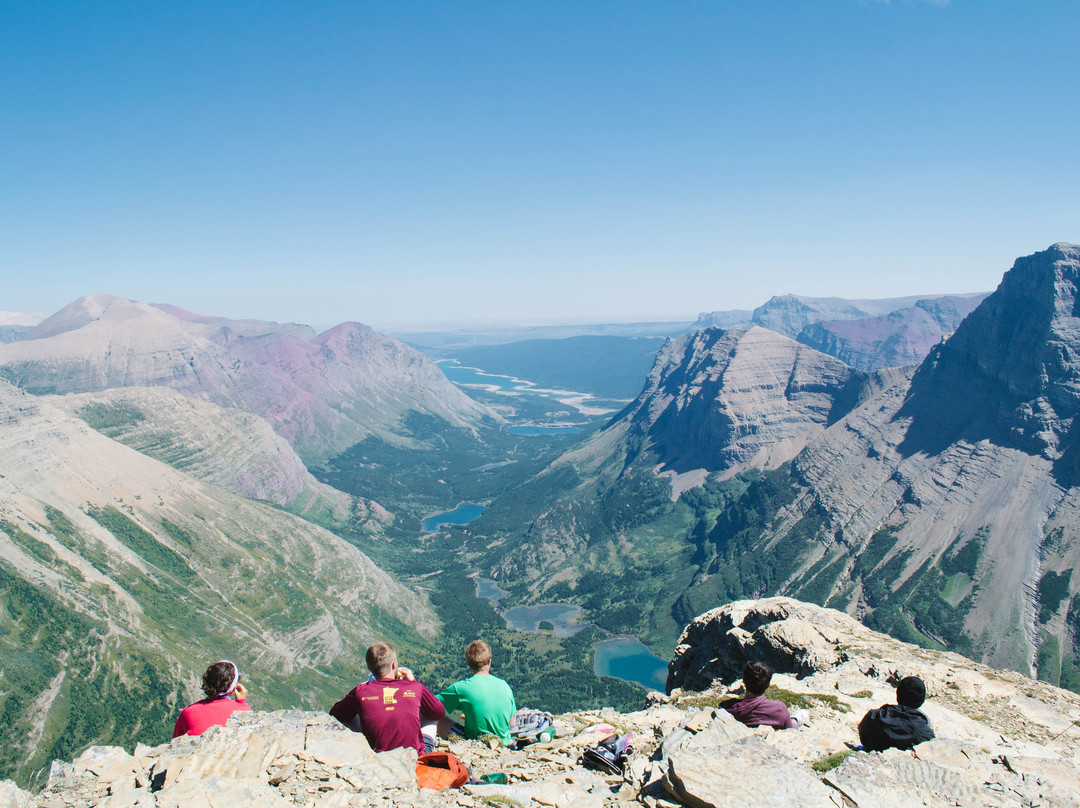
{"left": 436, "top": 682, "right": 461, "bottom": 714}
{"left": 329, "top": 688, "right": 361, "bottom": 728}
{"left": 233, "top": 683, "right": 248, "bottom": 704}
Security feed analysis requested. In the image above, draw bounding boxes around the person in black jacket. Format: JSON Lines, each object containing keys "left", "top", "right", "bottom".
{"left": 858, "top": 676, "right": 935, "bottom": 752}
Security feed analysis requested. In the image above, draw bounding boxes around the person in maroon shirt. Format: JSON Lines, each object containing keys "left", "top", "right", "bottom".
{"left": 330, "top": 642, "right": 445, "bottom": 753}
{"left": 173, "top": 660, "right": 252, "bottom": 738}
{"left": 721, "top": 661, "right": 805, "bottom": 730}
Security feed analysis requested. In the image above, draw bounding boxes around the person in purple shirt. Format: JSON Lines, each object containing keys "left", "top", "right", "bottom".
{"left": 721, "top": 661, "right": 805, "bottom": 729}
{"left": 330, "top": 642, "right": 445, "bottom": 753}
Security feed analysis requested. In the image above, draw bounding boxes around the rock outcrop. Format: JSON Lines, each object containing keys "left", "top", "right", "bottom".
{"left": 7, "top": 598, "right": 1080, "bottom": 808}
{"left": 0, "top": 295, "right": 497, "bottom": 461}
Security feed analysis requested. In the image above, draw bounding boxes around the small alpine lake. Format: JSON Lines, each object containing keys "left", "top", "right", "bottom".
{"left": 420, "top": 502, "right": 486, "bottom": 532}
{"left": 593, "top": 637, "right": 669, "bottom": 691}
{"left": 502, "top": 602, "right": 585, "bottom": 637}
{"left": 472, "top": 581, "right": 669, "bottom": 690}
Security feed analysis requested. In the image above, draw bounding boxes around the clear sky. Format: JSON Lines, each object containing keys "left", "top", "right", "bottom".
{"left": 2, "top": 1, "right": 1077, "bottom": 330}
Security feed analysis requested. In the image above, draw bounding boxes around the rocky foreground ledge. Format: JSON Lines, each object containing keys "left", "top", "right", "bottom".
{"left": 4, "top": 598, "right": 1080, "bottom": 808}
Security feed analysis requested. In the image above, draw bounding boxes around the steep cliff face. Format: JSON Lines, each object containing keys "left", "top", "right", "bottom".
{"left": 0, "top": 378, "right": 432, "bottom": 783}
{"left": 0, "top": 295, "right": 497, "bottom": 461}
{"left": 616, "top": 326, "right": 861, "bottom": 476}
{"left": 688, "top": 244, "right": 1080, "bottom": 684}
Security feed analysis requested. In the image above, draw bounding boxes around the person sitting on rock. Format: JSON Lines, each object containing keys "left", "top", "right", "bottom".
{"left": 172, "top": 660, "right": 251, "bottom": 738}
{"left": 720, "top": 661, "right": 801, "bottom": 729}
{"left": 858, "top": 675, "right": 935, "bottom": 752}
{"left": 330, "top": 641, "right": 445, "bottom": 754}
{"left": 436, "top": 640, "right": 516, "bottom": 745}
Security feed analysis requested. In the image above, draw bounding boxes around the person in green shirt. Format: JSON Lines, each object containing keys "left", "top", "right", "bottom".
{"left": 437, "top": 640, "right": 516, "bottom": 745}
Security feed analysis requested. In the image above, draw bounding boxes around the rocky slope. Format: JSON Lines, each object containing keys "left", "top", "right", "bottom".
{"left": 6, "top": 598, "right": 1078, "bottom": 808}
{"left": 0, "top": 378, "right": 433, "bottom": 784}
{"left": 0, "top": 295, "right": 496, "bottom": 461}
{"left": 49, "top": 387, "right": 386, "bottom": 525}
{"left": 562, "top": 326, "right": 865, "bottom": 481}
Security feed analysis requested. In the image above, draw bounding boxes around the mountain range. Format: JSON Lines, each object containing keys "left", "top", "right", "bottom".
{"left": 0, "top": 294, "right": 496, "bottom": 461}
{"left": 468, "top": 243, "right": 1080, "bottom": 695}
{"left": 694, "top": 292, "right": 988, "bottom": 370}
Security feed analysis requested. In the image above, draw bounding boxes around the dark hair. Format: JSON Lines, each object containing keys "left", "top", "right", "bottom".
{"left": 465, "top": 640, "right": 492, "bottom": 672}
{"left": 896, "top": 676, "right": 926, "bottom": 708}
{"left": 366, "top": 642, "right": 397, "bottom": 678}
{"left": 202, "top": 661, "right": 236, "bottom": 697}
{"left": 742, "top": 660, "right": 773, "bottom": 696}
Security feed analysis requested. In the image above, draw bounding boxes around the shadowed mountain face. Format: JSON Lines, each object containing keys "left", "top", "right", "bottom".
{"left": 0, "top": 295, "right": 496, "bottom": 461}
{"left": 898, "top": 244, "right": 1080, "bottom": 482}
{"left": 0, "top": 378, "right": 432, "bottom": 783}
{"left": 616, "top": 326, "right": 862, "bottom": 475}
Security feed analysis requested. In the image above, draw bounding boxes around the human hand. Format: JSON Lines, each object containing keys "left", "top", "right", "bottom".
{"left": 233, "top": 682, "right": 248, "bottom": 702}
{"left": 396, "top": 666, "right": 416, "bottom": 681}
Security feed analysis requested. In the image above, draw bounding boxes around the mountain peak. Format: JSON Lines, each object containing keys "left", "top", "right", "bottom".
{"left": 899, "top": 242, "right": 1080, "bottom": 478}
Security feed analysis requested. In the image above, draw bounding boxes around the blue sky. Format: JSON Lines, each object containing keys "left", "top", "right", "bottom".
{"left": 2, "top": 1, "right": 1077, "bottom": 329}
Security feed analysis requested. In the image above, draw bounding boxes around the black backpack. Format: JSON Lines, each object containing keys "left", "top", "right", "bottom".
{"left": 581, "top": 732, "right": 633, "bottom": 775}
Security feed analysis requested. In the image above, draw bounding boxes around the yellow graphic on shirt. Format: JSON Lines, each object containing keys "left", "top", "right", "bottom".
{"left": 382, "top": 687, "right": 399, "bottom": 705}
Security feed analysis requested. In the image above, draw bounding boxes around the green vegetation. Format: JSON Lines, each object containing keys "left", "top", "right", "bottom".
{"left": 812, "top": 750, "right": 854, "bottom": 773}
{"left": 862, "top": 529, "right": 987, "bottom": 656}
{"left": 1038, "top": 570, "right": 1072, "bottom": 624}
{"left": 86, "top": 505, "right": 195, "bottom": 581}
{"left": 74, "top": 400, "right": 146, "bottom": 434}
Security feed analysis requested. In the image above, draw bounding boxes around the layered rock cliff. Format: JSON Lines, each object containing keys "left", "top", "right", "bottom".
{"left": 609, "top": 326, "right": 863, "bottom": 476}
{"left": 0, "top": 295, "right": 497, "bottom": 461}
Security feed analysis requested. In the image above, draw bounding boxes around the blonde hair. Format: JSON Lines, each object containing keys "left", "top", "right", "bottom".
{"left": 465, "top": 640, "right": 492, "bottom": 672}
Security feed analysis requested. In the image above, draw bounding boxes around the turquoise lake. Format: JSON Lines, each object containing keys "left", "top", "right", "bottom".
{"left": 593, "top": 637, "right": 669, "bottom": 691}
{"left": 421, "top": 502, "right": 486, "bottom": 532}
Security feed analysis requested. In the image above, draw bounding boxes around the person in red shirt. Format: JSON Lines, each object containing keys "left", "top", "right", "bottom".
{"left": 330, "top": 642, "right": 445, "bottom": 753}
{"left": 172, "top": 660, "right": 252, "bottom": 738}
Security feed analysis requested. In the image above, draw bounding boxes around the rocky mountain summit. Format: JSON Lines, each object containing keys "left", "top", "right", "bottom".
{"left": 6, "top": 598, "right": 1079, "bottom": 808}
{"left": 0, "top": 294, "right": 496, "bottom": 460}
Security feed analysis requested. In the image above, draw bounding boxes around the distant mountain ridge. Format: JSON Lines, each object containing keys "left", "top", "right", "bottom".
{"left": 694, "top": 292, "right": 989, "bottom": 370}
{"left": 0, "top": 294, "right": 497, "bottom": 461}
